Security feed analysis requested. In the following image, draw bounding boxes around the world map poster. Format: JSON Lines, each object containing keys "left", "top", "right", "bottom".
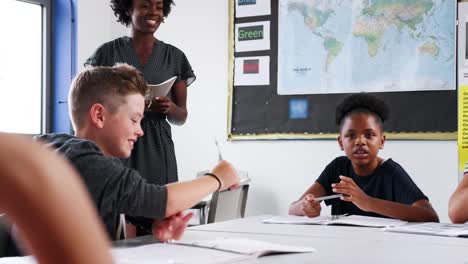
{"left": 277, "top": 0, "right": 455, "bottom": 95}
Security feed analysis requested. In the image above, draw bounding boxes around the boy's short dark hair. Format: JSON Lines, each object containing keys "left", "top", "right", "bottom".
{"left": 335, "top": 93, "right": 389, "bottom": 130}
{"left": 69, "top": 63, "right": 148, "bottom": 129}
{"left": 111, "top": 0, "right": 175, "bottom": 27}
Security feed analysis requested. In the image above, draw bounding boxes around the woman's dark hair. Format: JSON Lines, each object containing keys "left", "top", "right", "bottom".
{"left": 111, "top": 0, "right": 175, "bottom": 27}
{"left": 335, "top": 93, "right": 389, "bottom": 130}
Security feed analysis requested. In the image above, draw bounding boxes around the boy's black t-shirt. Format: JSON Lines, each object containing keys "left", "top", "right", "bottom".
{"left": 35, "top": 133, "right": 167, "bottom": 240}
{"left": 316, "top": 156, "right": 428, "bottom": 217}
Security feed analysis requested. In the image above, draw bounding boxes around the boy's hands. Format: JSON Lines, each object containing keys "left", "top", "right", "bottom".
{"left": 211, "top": 160, "right": 240, "bottom": 191}
{"left": 332, "top": 175, "right": 373, "bottom": 212}
{"left": 300, "top": 194, "right": 321, "bottom": 218}
{"left": 153, "top": 212, "right": 193, "bottom": 242}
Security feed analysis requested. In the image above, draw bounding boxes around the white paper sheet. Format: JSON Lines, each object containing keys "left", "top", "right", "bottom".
{"left": 263, "top": 215, "right": 407, "bottom": 228}
{"left": 113, "top": 243, "right": 251, "bottom": 264}
{"left": 175, "top": 237, "right": 315, "bottom": 257}
{"left": 146, "top": 76, "right": 176, "bottom": 99}
{"left": 0, "top": 256, "right": 36, "bottom": 264}
{"left": 385, "top": 222, "right": 468, "bottom": 237}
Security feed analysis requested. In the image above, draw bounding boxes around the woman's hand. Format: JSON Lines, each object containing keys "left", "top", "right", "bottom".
{"left": 332, "top": 175, "right": 373, "bottom": 212}
{"left": 146, "top": 96, "right": 175, "bottom": 114}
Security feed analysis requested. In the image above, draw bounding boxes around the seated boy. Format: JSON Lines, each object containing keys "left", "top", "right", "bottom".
{"left": 448, "top": 166, "right": 468, "bottom": 223}
{"left": 289, "top": 93, "right": 438, "bottom": 222}
{"left": 36, "top": 64, "right": 240, "bottom": 240}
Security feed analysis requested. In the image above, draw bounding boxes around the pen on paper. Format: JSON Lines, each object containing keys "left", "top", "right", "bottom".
{"left": 314, "top": 194, "right": 344, "bottom": 202}
{"left": 214, "top": 138, "right": 223, "bottom": 161}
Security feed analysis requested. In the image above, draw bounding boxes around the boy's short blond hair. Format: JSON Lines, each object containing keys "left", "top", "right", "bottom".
{"left": 69, "top": 64, "right": 148, "bottom": 129}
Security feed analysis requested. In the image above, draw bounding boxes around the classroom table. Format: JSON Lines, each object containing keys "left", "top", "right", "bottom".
{"left": 189, "top": 215, "right": 468, "bottom": 246}
{"left": 110, "top": 215, "right": 468, "bottom": 263}
{"left": 1, "top": 215, "right": 468, "bottom": 263}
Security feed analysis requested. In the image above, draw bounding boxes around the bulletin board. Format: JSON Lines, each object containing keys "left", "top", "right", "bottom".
{"left": 227, "top": 0, "right": 457, "bottom": 140}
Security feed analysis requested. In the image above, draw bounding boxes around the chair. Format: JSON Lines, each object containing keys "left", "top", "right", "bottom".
{"left": 0, "top": 214, "right": 9, "bottom": 257}
{"left": 206, "top": 183, "right": 250, "bottom": 224}
{"left": 115, "top": 213, "right": 127, "bottom": 240}
{"left": 191, "top": 200, "right": 210, "bottom": 225}
{"left": 191, "top": 175, "right": 250, "bottom": 225}
{"left": 0, "top": 218, "right": 23, "bottom": 257}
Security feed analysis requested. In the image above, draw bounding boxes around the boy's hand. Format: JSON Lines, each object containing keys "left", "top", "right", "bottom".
{"left": 332, "top": 175, "right": 373, "bottom": 212}
{"left": 211, "top": 160, "right": 240, "bottom": 191}
{"left": 153, "top": 212, "right": 193, "bottom": 242}
{"left": 147, "top": 96, "right": 174, "bottom": 114}
{"left": 301, "top": 194, "right": 321, "bottom": 218}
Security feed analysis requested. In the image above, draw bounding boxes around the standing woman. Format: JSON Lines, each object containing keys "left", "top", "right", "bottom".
{"left": 85, "top": 0, "right": 195, "bottom": 185}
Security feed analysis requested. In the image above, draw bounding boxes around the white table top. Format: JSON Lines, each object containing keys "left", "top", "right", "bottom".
{"left": 112, "top": 223, "right": 468, "bottom": 264}
{"left": 112, "top": 215, "right": 468, "bottom": 263}
{"left": 183, "top": 228, "right": 468, "bottom": 263}
{"left": 1, "top": 215, "right": 468, "bottom": 263}
{"left": 189, "top": 215, "right": 468, "bottom": 247}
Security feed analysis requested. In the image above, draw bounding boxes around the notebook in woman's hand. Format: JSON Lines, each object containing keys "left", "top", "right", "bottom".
{"left": 146, "top": 76, "right": 177, "bottom": 99}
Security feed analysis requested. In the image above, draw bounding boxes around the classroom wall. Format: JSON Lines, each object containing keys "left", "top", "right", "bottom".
{"left": 77, "top": 0, "right": 458, "bottom": 222}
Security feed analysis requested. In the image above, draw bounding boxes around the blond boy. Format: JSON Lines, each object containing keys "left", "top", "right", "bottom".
{"left": 37, "top": 64, "right": 239, "bottom": 240}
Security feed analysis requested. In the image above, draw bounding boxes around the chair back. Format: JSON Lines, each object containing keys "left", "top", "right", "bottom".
{"left": 0, "top": 215, "right": 9, "bottom": 257}
{"left": 207, "top": 184, "right": 250, "bottom": 224}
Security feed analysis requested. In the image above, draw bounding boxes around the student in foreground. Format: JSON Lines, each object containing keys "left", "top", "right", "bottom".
{"left": 448, "top": 168, "right": 468, "bottom": 223}
{"left": 289, "top": 93, "right": 439, "bottom": 222}
{"left": 36, "top": 64, "right": 240, "bottom": 240}
{"left": 0, "top": 133, "right": 112, "bottom": 263}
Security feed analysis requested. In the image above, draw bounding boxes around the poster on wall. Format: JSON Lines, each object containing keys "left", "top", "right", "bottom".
{"left": 236, "top": 0, "right": 271, "bottom": 18}
{"left": 235, "top": 21, "right": 270, "bottom": 52}
{"left": 458, "top": 3, "right": 468, "bottom": 180}
{"left": 234, "top": 56, "right": 270, "bottom": 86}
{"left": 277, "top": 0, "right": 455, "bottom": 95}
{"left": 228, "top": 0, "right": 457, "bottom": 140}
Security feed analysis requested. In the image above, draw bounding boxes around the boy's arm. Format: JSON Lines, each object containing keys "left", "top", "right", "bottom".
{"left": 359, "top": 197, "right": 438, "bottom": 222}
{"left": 165, "top": 160, "right": 239, "bottom": 217}
{"left": 333, "top": 176, "right": 439, "bottom": 222}
{"left": 449, "top": 173, "right": 468, "bottom": 223}
{"left": 0, "top": 134, "right": 112, "bottom": 264}
{"left": 289, "top": 182, "right": 327, "bottom": 217}
{"left": 104, "top": 159, "right": 238, "bottom": 220}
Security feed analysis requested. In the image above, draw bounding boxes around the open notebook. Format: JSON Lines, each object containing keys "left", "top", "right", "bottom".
{"left": 262, "top": 215, "right": 407, "bottom": 228}
{"left": 111, "top": 237, "right": 315, "bottom": 264}
{"left": 146, "top": 76, "right": 177, "bottom": 99}
{"left": 174, "top": 237, "right": 315, "bottom": 257}
{"left": 385, "top": 222, "right": 468, "bottom": 237}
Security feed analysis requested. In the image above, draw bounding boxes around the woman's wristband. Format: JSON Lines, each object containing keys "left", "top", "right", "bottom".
{"left": 204, "top": 173, "right": 222, "bottom": 192}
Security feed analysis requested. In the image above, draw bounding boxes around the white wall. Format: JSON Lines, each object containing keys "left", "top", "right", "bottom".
{"left": 77, "top": 0, "right": 458, "bottom": 222}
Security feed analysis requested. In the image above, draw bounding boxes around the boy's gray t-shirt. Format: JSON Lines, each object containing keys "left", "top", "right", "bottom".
{"left": 36, "top": 133, "right": 167, "bottom": 239}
